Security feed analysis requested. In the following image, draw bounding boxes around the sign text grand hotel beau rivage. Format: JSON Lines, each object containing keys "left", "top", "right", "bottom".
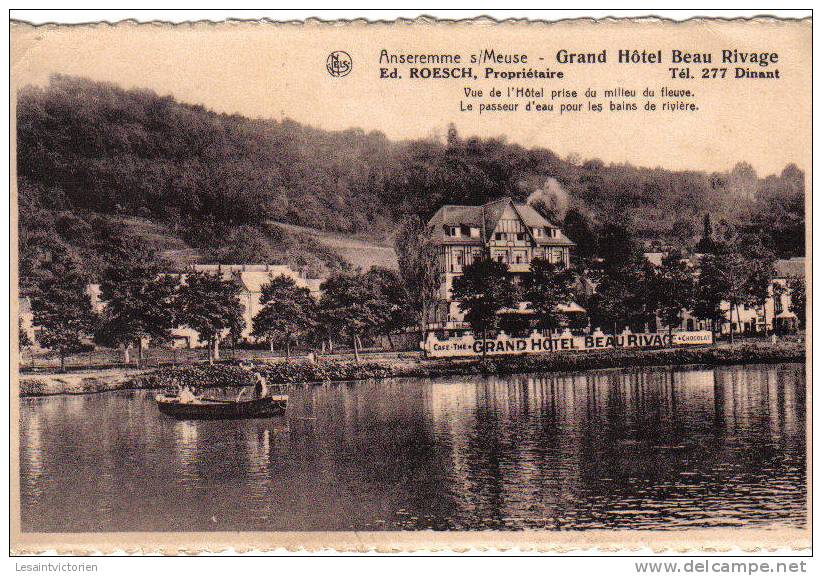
{"left": 423, "top": 329, "right": 714, "bottom": 359}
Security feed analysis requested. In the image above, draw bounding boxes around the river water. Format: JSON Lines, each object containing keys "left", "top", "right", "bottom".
{"left": 19, "top": 363, "right": 806, "bottom": 532}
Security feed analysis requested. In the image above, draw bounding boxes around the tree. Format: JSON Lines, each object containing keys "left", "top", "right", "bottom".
{"left": 738, "top": 234, "right": 776, "bottom": 335}
{"left": 365, "top": 266, "right": 414, "bottom": 349}
{"left": 698, "top": 232, "right": 777, "bottom": 342}
{"left": 693, "top": 251, "right": 727, "bottom": 335}
{"left": 521, "top": 257, "right": 576, "bottom": 334}
{"left": 446, "top": 122, "right": 459, "bottom": 147}
{"left": 318, "top": 271, "right": 391, "bottom": 363}
{"left": 394, "top": 215, "right": 441, "bottom": 341}
{"left": 176, "top": 271, "right": 245, "bottom": 364}
{"left": 651, "top": 251, "right": 695, "bottom": 335}
{"left": 252, "top": 274, "right": 316, "bottom": 361}
{"left": 713, "top": 249, "right": 749, "bottom": 343}
{"left": 226, "top": 313, "right": 246, "bottom": 359}
{"left": 28, "top": 246, "right": 95, "bottom": 372}
{"left": 750, "top": 164, "right": 805, "bottom": 258}
{"left": 588, "top": 269, "right": 636, "bottom": 334}
{"left": 787, "top": 276, "right": 806, "bottom": 329}
{"left": 728, "top": 161, "right": 759, "bottom": 200}
{"left": 498, "top": 312, "right": 531, "bottom": 336}
{"left": 97, "top": 244, "right": 179, "bottom": 366}
{"left": 450, "top": 258, "right": 518, "bottom": 359}
{"left": 695, "top": 213, "right": 716, "bottom": 253}
{"left": 587, "top": 228, "right": 656, "bottom": 333}
{"left": 18, "top": 318, "right": 32, "bottom": 349}
{"left": 562, "top": 208, "right": 597, "bottom": 261}
{"left": 208, "top": 225, "right": 276, "bottom": 264}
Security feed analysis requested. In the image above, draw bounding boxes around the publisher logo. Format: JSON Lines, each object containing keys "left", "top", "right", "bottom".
{"left": 326, "top": 51, "right": 352, "bottom": 77}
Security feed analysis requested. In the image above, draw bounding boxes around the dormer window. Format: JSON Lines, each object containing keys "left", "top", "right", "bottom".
{"left": 533, "top": 227, "right": 542, "bottom": 238}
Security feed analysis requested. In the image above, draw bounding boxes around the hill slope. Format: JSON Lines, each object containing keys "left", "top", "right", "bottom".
{"left": 270, "top": 222, "right": 398, "bottom": 271}
{"left": 16, "top": 74, "right": 805, "bottom": 292}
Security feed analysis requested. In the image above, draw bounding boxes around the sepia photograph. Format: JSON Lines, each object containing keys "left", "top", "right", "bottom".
{"left": 9, "top": 11, "right": 811, "bottom": 557}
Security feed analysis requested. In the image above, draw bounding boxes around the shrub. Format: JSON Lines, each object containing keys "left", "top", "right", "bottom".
{"left": 135, "top": 359, "right": 395, "bottom": 391}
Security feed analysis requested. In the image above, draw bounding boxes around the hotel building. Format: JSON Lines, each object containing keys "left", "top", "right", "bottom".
{"left": 427, "top": 197, "right": 577, "bottom": 332}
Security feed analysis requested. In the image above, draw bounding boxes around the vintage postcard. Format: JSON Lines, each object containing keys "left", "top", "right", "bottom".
{"left": 10, "top": 14, "right": 810, "bottom": 555}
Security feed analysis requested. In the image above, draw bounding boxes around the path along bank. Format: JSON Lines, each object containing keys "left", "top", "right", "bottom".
{"left": 18, "top": 340, "right": 805, "bottom": 397}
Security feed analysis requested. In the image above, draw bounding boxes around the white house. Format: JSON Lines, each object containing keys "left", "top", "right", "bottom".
{"left": 662, "top": 256, "right": 804, "bottom": 334}
{"left": 85, "top": 263, "right": 323, "bottom": 350}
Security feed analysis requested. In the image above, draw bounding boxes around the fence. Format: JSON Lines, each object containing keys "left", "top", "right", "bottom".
{"left": 18, "top": 344, "right": 421, "bottom": 374}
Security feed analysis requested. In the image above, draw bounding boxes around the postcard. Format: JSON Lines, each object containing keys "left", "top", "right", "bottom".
{"left": 10, "top": 15, "right": 810, "bottom": 554}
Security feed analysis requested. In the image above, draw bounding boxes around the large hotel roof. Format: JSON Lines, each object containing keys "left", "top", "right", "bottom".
{"left": 427, "top": 197, "right": 575, "bottom": 246}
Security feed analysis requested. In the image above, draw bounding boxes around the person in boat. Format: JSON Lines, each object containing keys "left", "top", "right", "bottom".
{"left": 253, "top": 371, "right": 269, "bottom": 398}
{"left": 177, "top": 385, "right": 198, "bottom": 404}
{"left": 239, "top": 362, "right": 269, "bottom": 399}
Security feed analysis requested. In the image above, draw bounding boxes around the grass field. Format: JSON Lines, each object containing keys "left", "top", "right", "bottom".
{"left": 117, "top": 216, "right": 397, "bottom": 271}
{"left": 269, "top": 221, "right": 398, "bottom": 270}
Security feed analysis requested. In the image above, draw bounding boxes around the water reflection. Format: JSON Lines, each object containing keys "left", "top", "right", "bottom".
{"left": 19, "top": 363, "right": 806, "bottom": 532}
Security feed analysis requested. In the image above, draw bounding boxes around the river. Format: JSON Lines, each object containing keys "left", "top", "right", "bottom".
{"left": 19, "top": 363, "right": 806, "bottom": 532}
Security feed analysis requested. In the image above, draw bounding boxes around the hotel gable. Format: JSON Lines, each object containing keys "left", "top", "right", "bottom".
{"left": 426, "top": 197, "right": 578, "bottom": 335}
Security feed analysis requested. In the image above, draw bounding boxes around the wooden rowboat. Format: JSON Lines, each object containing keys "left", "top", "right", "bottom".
{"left": 155, "top": 393, "right": 288, "bottom": 420}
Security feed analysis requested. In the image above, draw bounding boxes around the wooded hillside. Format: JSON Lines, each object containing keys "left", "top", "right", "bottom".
{"left": 17, "top": 75, "right": 805, "bottom": 292}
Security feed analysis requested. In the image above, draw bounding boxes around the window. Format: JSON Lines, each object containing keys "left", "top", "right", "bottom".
{"left": 460, "top": 225, "right": 470, "bottom": 236}
{"left": 775, "top": 295, "right": 783, "bottom": 315}
{"left": 495, "top": 232, "right": 505, "bottom": 241}
{"left": 533, "top": 227, "right": 542, "bottom": 237}
{"left": 516, "top": 233, "right": 526, "bottom": 241}
{"left": 515, "top": 254, "right": 523, "bottom": 264}
{"left": 454, "top": 251, "right": 464, "bottom": 271}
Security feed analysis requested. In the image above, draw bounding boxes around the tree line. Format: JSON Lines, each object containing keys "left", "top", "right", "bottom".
{"left": 22, "top": 215, "right": 805, "bottom": 370}
{"left": 23, "top": 238, "right": 411, "bottom": 371}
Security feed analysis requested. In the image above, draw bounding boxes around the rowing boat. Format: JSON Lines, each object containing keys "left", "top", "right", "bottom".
{"left": 155, "top": 393, "right": 288, "bottom": 420}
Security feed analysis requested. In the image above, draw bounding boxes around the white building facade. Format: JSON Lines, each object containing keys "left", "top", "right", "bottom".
{"left": 661, "top": 256, "right": 804, "bottom": 335}
{"left": 83, "top": 263, "right": 323, "bottom": 349}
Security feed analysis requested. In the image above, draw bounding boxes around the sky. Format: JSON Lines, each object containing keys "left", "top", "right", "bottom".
{"left": 11, "top": 18, "right": 811, "bottom": 177}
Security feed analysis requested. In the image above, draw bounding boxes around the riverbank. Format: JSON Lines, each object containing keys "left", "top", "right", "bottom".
{"left": 18, "top": 368, "right": 153, "bottom": 397}
{"left": 18, "top": 340, "right": 805, "bottom": 397}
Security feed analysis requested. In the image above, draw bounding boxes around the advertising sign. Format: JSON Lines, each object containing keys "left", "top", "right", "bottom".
{"left": 422, "top": 329, "right": 713, "bottom": 358}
